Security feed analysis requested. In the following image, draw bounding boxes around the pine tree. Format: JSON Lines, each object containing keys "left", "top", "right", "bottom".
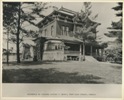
{"left": 105, "top": 2, "right": 122, "bottom": 63}
{"left": 107, "top": 2, "right": 122, "bottom": 41}
{"left": 73, "top": 2, "right": 100, "bottom": 61}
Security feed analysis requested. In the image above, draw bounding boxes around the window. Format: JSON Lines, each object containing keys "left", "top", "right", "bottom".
{"left": 61, "top": 26, "right": 69, "bottom": 36}
{"left": 66, "top": 27, "right": 69, "bottom": 36}
{"left": 62, "top": 26, "right": 65, "bottom": 35}
{"left": 44, "top": 29, "right": 47, "bottom": 36}
{"left": 51, "top": 25, "right": 54, "bottom": 36}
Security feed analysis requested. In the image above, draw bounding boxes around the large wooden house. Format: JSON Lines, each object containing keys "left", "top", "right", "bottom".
{"left": 23, "top": 7, "right": 104, "bottom": 61}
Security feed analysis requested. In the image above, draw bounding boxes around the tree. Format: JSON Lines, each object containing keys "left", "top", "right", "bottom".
{"left": 105, "top": 2, "right": 122, "bottom": 63}
{"left": 3, "top": 2, "right": 48, "bottom": 63}
{"left": 73, "top": 2, "right": 100, "bottom": 61}
{"left": 3, "top": 2, "right": 19, "bottom": 64}
{"left": 107, "top": 2, "right": 122, "bottom": 41}
{"left": 112, "top": 2, "right": 122, "bottom": 17}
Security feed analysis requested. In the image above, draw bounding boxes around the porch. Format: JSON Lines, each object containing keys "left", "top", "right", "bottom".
{"left": 63, "top": 42, "right": 104, "bottom": 61}
{"left": 33, "top": 38, "right": 104, "bottom": 62}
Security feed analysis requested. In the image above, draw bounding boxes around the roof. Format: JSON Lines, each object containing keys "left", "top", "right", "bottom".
{"left": 46, "top": 40, "right": 62, "bottom": 43}
{"left": 58, "top": 6, "right": 77, "bottom": 16}
{"left": 37, "top": 6, "right": 99, "bottom": 27}
{"left": 43, "top": 36, "right": 83, "bottom": 44}
{"left": 45, "top": 40, "right": 64, "bottom": 44}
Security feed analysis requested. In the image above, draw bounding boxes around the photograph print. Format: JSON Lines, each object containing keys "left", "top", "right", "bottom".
{"left": 2, "top": 2, "right": 123, "bottom": 84}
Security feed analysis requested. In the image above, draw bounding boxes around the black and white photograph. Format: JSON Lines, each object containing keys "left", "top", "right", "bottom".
{"left": 1, "top": 1, "right": 123, "bottom": 98}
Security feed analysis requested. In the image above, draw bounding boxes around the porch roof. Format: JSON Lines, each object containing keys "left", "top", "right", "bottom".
{"left": 39, "top": 36, "right": 102, "bottom": 48}
{"left": 44, "top": 36, "right": 83, "bottom": 44}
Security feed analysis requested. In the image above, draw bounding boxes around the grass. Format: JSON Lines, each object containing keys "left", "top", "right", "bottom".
{"left": 2, "top": 68, "right": 103, "bottom": 83}
{"left": 2, "top": 61, "right": 122, "bottom": 84}
{"left": 110, "top": 65, "right": 122, "bottom": 69}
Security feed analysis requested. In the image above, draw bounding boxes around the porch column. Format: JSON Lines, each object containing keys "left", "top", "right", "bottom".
{"left": 98, "top": 49, "right": 100, "bottom": 56}
{"left": 62, "top": 43, "right": 66, "bottom": 61}
{"left": 79, "top": 44, "right": 82, "bottom": 61}
{"left": 90, "top": 45, "right": 93, "bottom": 56}
{"left": 95, "top": 48, "right": 99, "bottom": 56}
{"left": 44, "top": 43, "right": 48, "bottom": 51}
{"left": 82, "top": 42, "right": 85, "bottom": 61}
{"left": 101, "top": 49, "right": 103, "bottom": 57}
{"left": 95, "top": 48, "right": 97, "bottom": 56}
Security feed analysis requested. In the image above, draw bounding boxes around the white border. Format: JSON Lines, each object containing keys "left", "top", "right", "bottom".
{"left": 1, "top": 0, "right": 124, "bottom": 100}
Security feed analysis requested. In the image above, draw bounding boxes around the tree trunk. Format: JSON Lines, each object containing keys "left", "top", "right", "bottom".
{"left": 83, "top": 41, "right": 85, "bottom": 61}
{"left": 79, "top": 44, "right": 82, "bottom": 61}
{"left": 7, "top": 28, "right": 9, "bottom": 65}
{"left": 17, "top": 3, "right": 21, "bottom": 63}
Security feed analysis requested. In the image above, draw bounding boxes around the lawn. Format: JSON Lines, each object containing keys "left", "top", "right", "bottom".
{"left": 2, "top": 61, "right": 122, "bottom": 84}
{"left": 3, "top": 68, "right": 103, "bottom": 83}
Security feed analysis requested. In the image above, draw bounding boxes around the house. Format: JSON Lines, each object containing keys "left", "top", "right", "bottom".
{"left": 2, "top": 32, "right": 23, "bottom": 62}
{"left": 2, "top": 20, "right": 39, "bottom": 62}
{"left": 22, "top": 7, "right": 104, "bottom": 61}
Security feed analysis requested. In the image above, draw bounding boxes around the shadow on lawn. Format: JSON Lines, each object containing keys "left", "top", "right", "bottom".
{"left": 2, "top": 68, "right": 104, "bottom": 84}
{"left": 110, "top": 65, "right": 122, "bottom": 69}
{"left": 3, "top": 61, "right": 54, "bottom": 66}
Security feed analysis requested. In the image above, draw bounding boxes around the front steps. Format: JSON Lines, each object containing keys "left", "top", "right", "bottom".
{"left": 85, "top": 56, "right": 99, "bottom": 63}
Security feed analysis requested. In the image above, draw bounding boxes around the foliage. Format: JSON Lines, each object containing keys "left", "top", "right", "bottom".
{"left": 111, "top": 19, "right": 122, "bottom": 29}
{"left": 104, "top": 2, "right": 122, "bottom": 63}
{"left": 3, "top": 2, "right": 48, "bottom": 40}
{"left": 112, "top": 2, "right": 123, "bottom": 17}
{"left": 3, "top": 2, "right": 48, "bottom": 63}
{"left": 73, "top": 2, "right": 100, "bottom": 42}
{"left": 106, "top": 2, "right": 122, "bottom": 41}
{"left": 72, "top": 2, "right": 100, "bottom": 61}
{"left": 105, "top": 48, "right": 122, "bottom": 63}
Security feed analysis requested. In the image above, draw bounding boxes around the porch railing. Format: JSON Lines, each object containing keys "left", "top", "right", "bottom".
{"left": 64, "top": 50, "right": 80, "bottom": 54}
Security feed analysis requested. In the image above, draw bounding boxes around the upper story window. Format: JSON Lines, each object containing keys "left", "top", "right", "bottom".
{"left": 51, "top": 25, "right": 54, "bottom": 36}
{"left": 61, "top": 26, "right": 69, "bottom": 36}
{"left": 44, "top": 29, "right": 47, "bottom": 36}
{"left": 76, "top": 26, "right": 81, "bottom": 33}
{"left": 66, "top": 27, "right": 69, "bottom": 35}
{"left": 62, "top": 26, "right": 65, "bottom": 35}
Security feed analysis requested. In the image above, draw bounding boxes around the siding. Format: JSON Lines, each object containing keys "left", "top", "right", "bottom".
{"left": 56, "top": 20, "right": 74, "bottom": 37}
{"left": 39, "top": 20, "right": 57, "bottom": 37}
